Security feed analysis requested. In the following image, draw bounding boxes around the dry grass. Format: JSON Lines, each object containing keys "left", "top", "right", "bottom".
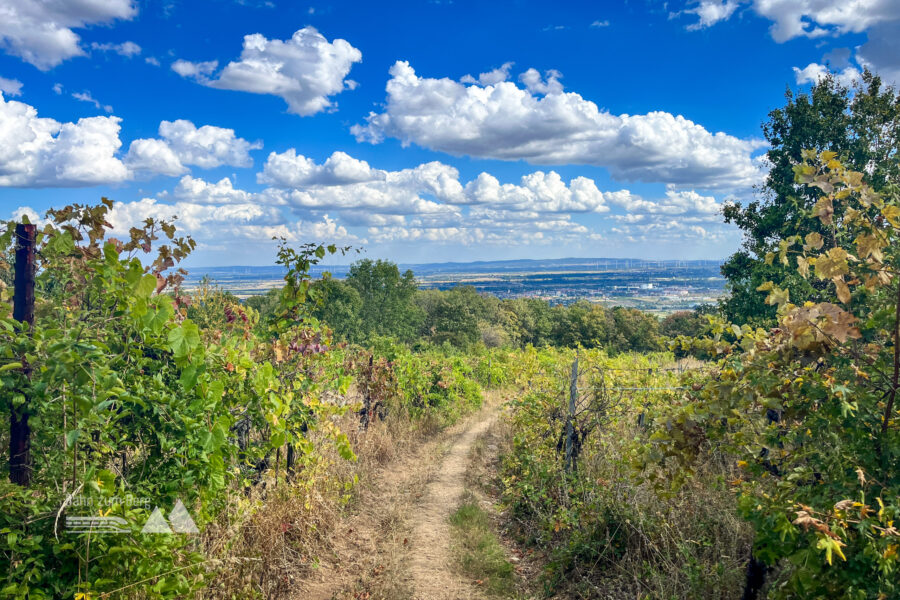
{"left": 195, "top": 402, "right": 442, "bottom": 600}
{"left": 499, "top": 408, "right": 752, "bottom": 600}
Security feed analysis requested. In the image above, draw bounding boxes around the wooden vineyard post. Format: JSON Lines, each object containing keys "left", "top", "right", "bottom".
{"left": 564, "top": 354, "right": 578, "bottom": 473}
{"left": 9, "top": 223, "right": 36, "bottom": 486}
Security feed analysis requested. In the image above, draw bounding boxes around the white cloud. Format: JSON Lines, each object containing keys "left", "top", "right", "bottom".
{"left": 0, "top": 76, "right": 22, "bottom": 97}
{"left": 8, "top": 205, "right": 43, "bottom": 225}
{"left": 751, "top": 0, "right": 894, "bottom": 42}
{"left": 257, "top": 149, "right": 613, "bottom": 220}
{"left": 123, "top": 138, "right": 186, "bottom": 176}
{"left": 463, "top": 171, "right": 609, "bottom": 212}
{"left": 173, "top": 175, "right": 257, "bottom": 205}
{"left": 352, "top": 61, "right": 763, "bottom": 190}
{"left": 606, "top": 188, "right": 722, "bottom": 220}
{"left": 171, "top": 59, "right": 218, "bottom": 78}
{"left": 259, "top": 149, "right": 384, "bottom": 187}
{"left": 461, "top": 62, "right": 513, "bottom": 86}
{"left": 173, "top": 27, "right": 362, "bottom": 116}
{"left": 91, "top": 41, "right": 141, "bottom": 57}
{"left": 793, "top": 62, "right": 861, "bottom": 86}
{"left": 684, "top": 0, "right": 895, "bottom": 40}
{"left": 683, "top": 1, "right": 900, "bottom": 84}
{"left": 0, "top": 92, "right": 128, "bottom": 187}
{"left": 0, "top": 0, "right": 137, "bottom": 70}
{"left": 0, "top": 94, "right": 261, "bottom": 186}
{"left": 145, "top": 56, "right": 161, "bottom": 67}
{"left": 72, "top": 91, "right": 113, "bottom": 113}
{"left": 125, "top": 119, "right": 261, "bottom": 175}
{"left": 856, "top": 22, "right": 900, "bottom": 85}
{"left": 106, "top": 197, "right": 358, "bottom": 245}
{"left": 686, "top": 1, "right": 740, "bottom": 30}
{"left": 52, "top": 83, "right": 63, "bottom": 95}
{"left": 157, "top": 120, "right": 260, "bottom": 168}
{"left": 518, "top": 68, "right": 563, "bottom": 95}
{"left": 590, "top": 20, "right": 610, "bottom": 28}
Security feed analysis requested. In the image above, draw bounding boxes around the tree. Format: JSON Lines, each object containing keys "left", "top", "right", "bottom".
{"left": 420, "top": 287, "right": 482, "bottom": 348}
{"left": 548, "top": 301, "right": 608, "bottom": 348}
{"left": 499, "top": 298, "right": 554, "bottom": 347}
{"left": 608, "top": 306, "right": 660, "bottom": 353}
{"left": 721, "top": 71, "right": 900, "bottom": 325}
{"left": 652, "top": 155, "right": 900, "bottom": 597}
{"left": 346, "top": 259, "right": 422, "bottom": 342}
{"left": 659, "top": 310, "right": 706, "bottom": 338}
{"left": 311, "top": 278, "right": 362, "bottom": 342}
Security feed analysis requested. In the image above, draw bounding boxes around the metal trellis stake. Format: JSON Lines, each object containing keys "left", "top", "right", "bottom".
{"left": 564, "top": 353, "right": 578, "bottom": 473}
{"left": 10, "top": 223, "right": 36, "bottom": 486}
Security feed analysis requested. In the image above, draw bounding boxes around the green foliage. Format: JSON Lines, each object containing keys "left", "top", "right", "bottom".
{"left": 0, "top": 203, "right": 355, "bottom": 598}
{"left": 660, "top": 310, "right": 707, "bottom": 338}
{"left": 497, "top": 348, "right": 746, "bottom": 597}
{"left": 346, "top": 259, "right": 423, "bottom": 343}
{"left": 721, "top": 71, "right": 900, "bottom": 326}
{"left": 649, "top": 154, "right": 900, "bottom": 598}
{"left": 449, "top": 498, "right": 517, "bottom": 597}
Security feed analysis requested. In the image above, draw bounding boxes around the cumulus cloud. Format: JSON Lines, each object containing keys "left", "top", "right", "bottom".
{"left": 683, "top": 0, "right": 900, "bottom": 85}
{"left": 352, "top": 61, "right": 763, "bottom": 190}
{"left": 0, "top": 92, "right": 128, "bottom": 187}
{"left": 0, "top": 76, "right": 22, "bottom": 96}
{"left": 171, "top": 59, "right": 218, "bottom": 78}
{"left": 0, "top": 94, "right": 261, "bottom": 186}
{"left": 173, "top": 27, "right": 362, "bottom": 116}
{"left": 173, "top": 175, "right": 257, "bottom": 205}
{"left": 461, "top": 62, "right": 514, "bottom": 86}
{"left": 257, "top": 149, "right": 614, "bottom": 223}
{"left": 258, "top": 149, "right": 385, "bottom": 187}
{"left": 684, "top": 0, "right": 894, "bottom": 40}
{"left": 0, "top": 0, "right": 137, "bottom": 70}
{"left": 856, "top": 22, "right": 900, "bottom": 85}
{"left": 463, "top": 171, "right": 609, "bottom": 212}
{"left": 605, "top": 188, "right": 722, "bottom": 221}
{"left": 106, "top": 196, "right": 358, "bottom": 246}
{"left": 125, "top": 119, "right": 261, "bottom": 175}
{"left": 91, "top": 41, "right": 141, "bottom": 57}
{"left": 685, "top": 1, "right": 740, "bottom": 30}
{"left": 793, "top": 62, "right": 861, "bottom": 86}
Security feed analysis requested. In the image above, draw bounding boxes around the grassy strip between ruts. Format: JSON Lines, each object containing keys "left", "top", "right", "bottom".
{"left": 449, "top": 492, "right": 518, "bottom": 597}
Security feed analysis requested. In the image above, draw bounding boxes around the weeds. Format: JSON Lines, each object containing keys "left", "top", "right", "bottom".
{"left": 450, "top": 494, "right": 518, "bottom": 597}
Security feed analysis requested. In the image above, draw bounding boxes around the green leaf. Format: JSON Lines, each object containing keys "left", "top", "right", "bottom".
{"left": 65, "top": 429, "right": 81, "bottom": 447}
{"left": 135, "top": 274, "right": 157, "bottom": 299}
{"left": 167, "top": 320, "right": 201, "bottom": 357}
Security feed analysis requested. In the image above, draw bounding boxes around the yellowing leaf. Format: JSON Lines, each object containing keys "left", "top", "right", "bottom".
{"left": 815, "top": 248, "right": 850, "bottom": 280}
{"left": 804, "top": 232, "right": 824, "bottom": 251}
{"left": 817, "top": 536, "right": 847, "bottom": 565}
{"left": 833, "top": 277, "right": 851, "bottom": 304}
{"left": 812, "top": 196, "right": 835, "bottom": 225}
{"left": 797, "top": 256, "right": 810, "bottom": 278}
{"left": 883, "top": 205, "right": 900, "bottom": 228}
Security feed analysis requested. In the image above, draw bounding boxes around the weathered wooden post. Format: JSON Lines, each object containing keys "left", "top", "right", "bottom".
{"left": 564, "top": 354, "right": 578, "bottom": 473}
{"left": 10, "top": 223, "right": 36, "bottom": 486}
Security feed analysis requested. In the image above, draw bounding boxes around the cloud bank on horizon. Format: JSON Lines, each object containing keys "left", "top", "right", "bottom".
{"left": 0, "top": 0, "right": 896, "bottom": 265}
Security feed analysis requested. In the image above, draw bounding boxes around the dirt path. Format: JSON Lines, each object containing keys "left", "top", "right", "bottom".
{"left": 296, "top": 401, "right": 499, "bottom": 600}
{"left": 407, "top": 410, "right": 498, "bottom": 600}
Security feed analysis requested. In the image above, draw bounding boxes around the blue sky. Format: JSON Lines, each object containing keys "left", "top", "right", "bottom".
{"left": 0, "top": 0, "right": 896, "bottom": 267}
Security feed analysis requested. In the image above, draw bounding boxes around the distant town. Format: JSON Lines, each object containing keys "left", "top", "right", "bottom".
{"left": 185, "top": 257, "right": 725, "bottom": 314}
